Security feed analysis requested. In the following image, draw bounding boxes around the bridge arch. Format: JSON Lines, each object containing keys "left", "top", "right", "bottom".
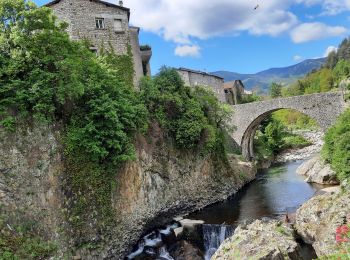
{"left": 230, "top": 92, "right": 346, "bottom": 160}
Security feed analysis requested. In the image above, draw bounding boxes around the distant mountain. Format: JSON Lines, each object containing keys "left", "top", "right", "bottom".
{"left": 212, "top": 58, "right": 326, "bottom": 92}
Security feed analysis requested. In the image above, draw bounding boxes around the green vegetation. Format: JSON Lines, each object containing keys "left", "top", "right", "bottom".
{"left": 322, "top": 109, "right": 350, "bottom": 181}
{"left": 140, "top": 67, "right": 232, "bottom": 154}
{"left": 239, "top": 92, "right": 262, "bottom": 104}
{"left": 254, "top": 117, "right": 311, "bottom": 161}
{"left": 272, "top": 109, "right": 318, "bottom": 130}
{"left": 0, "top": 214, "right": 57, "bottom": 259}
{"left": 269, "top": 82, "right": 283, "bottom": 98}
{"left": 282, "top": 37, "right": 350, "bottom": 97}
{"left": 0, "top": 1, "right": 232, "bottom": 252}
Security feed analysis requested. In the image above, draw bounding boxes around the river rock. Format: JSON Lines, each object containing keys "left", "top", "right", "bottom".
{"left": 296, "top": 155, "right": 339, "bottom": 185}
{"left": 295, "top": 190, "right": 350, "bottom": 257}
{"left": 275, "top": 131, "right": 323, "bottom": 163}
{"left": 212, "top": 219, "right": 303, "bottom": 260}
{"left": 169, "top": 241, "right": 204, "bottom": 260}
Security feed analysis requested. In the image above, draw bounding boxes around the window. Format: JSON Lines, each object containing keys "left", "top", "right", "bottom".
{"left": 95, "top": 18, "right": 105, "bottom": 29}
{"left": 114, "top": 19, "right": 123, "bottom": 31}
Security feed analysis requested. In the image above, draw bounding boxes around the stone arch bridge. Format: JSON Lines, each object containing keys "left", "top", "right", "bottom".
{"left": 230, "top": 92, "right": 347, "bottom": 160}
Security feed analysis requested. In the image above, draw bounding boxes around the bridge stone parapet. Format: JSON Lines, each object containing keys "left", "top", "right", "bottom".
{"left": 230, "top": 92, "right": 346, "bottom": 160}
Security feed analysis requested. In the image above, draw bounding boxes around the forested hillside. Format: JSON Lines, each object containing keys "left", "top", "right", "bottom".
{"left": 282, "top": 37, "right": 350, "bottom": 97}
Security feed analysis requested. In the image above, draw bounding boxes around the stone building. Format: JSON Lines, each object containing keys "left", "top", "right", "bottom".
{"left": 224, "top": 80, "right": 251, "bottom": 105}
{"left": 45, "top": 0, "right": 151, "bottom": 85}
{"left": 176, "top": 68, "right": 226, "bottom": 102}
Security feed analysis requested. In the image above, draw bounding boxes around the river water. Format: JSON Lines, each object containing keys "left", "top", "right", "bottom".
{"left": 127, "top": 159, "right": 325, "bottom": 260}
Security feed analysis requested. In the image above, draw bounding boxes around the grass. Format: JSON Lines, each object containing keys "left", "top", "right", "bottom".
{"left": 281, "top": 134, "right": 312, "bottom": 150}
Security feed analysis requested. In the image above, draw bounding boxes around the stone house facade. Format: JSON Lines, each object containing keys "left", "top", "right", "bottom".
{"left": 45, "top": 0, "right": 151, "bottom": 85}
{"left": 224, "top": 80, "right": 251, "bottom": 105}
{"left": 176, "top": 68, "right": 226, "bottom": 102}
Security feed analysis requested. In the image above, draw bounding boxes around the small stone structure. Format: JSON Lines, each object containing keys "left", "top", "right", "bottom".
{"left": 230, "top": 92, "right": 346, "bottom": 160}
{"left": 45, "top": 0, "right": 151, "bottom": 85}
{"left": 176, "top": 68, "right": 226, "bottom": 102}
{"left": 224, "top": 80, "right": 251, "bottom": 105}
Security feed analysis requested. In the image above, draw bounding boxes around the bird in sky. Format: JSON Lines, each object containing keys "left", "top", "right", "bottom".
{"left": 254, "top": 4, "right": 260, "bottom": 10}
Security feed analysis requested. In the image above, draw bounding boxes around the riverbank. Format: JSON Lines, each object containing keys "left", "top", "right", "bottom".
{"left": 275, "top": 130, "right": 323, "bottom": 163}
{"left": 0, "top": 124, "right": 257, "bottom": 259}
{"left": 127, "top": 157, "right": 330, "bottom": 259}
{"left": 214, "top": 185, "right": 348, "bottom": 260}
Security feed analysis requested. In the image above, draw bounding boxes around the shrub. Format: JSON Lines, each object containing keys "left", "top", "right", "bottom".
{"left": 140, "top": 67, "right": 232, "bottom": 153}
{"left": 322, "top": 109, "right": 350, "bottom": 181}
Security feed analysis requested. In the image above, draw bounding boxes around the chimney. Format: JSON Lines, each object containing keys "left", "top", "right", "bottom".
{"left": 119, "top": 0, "right": 123, "bottom": 6}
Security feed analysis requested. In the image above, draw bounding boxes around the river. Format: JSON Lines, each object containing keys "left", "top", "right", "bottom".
{"left": 127, "top": 159, "right": 326, "bottom": 260}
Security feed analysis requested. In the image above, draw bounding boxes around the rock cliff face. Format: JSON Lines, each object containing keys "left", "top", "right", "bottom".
{"left": 0, "top": 123, "right": 256, "bottom": 259}
{"left": 295, "top": 189, "right": 350, "bottom": 257}
{"left": 296, "top": 155, "right": 339, "bottom": 185}
{"left": 212, "top": 220, "right": 303, "bottom": 260}
{"left": 0, "top": 124, "right": 67, "bottom": 249}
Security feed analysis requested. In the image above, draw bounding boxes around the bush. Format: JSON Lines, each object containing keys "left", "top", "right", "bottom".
{"left": 281, "top": 135, "right": 311, "bottom": 150}
{"left": 322, "top": 109, "right": 350, "bottom": 181}
{"left": 140, "top": 67, "right": 232, "bottom": 153}
{"left": 0, "top": 0, "right": 147, "bottom": 165}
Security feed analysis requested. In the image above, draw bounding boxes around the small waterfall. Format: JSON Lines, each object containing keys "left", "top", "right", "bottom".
{"left": 203, "top": 224, "right": 235, "bottom": 260}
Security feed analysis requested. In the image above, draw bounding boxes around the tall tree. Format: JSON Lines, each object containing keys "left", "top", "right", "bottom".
{"left": 269, "top": 82, "right": 283, "bottom": 98}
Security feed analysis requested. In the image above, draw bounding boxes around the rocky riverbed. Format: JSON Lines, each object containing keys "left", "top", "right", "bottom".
{"left": 213, "top": 184, "right": 349, "bottom": 260}
{"left": 275, "top": 130, "right": 324, "bottom": 163}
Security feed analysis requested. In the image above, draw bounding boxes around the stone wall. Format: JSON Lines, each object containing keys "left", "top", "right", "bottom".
{"left": 129, "top": 26, "right": 144, "bottom": 85}
{"left": 0, "top": 123, "right": 256, "bottom": 259}
{"left": 177, "top": 68, "right": 226, "bottom": 102}
{"left": 49, "top": 0, "right": 130, "bottom": 54}
{"left": 48, "top": 0, "right": 149, "bottom": 85}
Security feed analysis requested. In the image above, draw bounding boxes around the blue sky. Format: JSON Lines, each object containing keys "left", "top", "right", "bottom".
{"left": 35, "top": 0, "right": 350, "bottom": 74}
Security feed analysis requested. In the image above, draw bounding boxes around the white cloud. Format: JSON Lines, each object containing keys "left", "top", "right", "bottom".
{"left": 290, "top": 22, "right": 347, "bottom": 43}
{"left": 174, "top": 45, "right": 201, "bottom": 57}
{"left": 121, "top": 0, "right": 298, "bottom": 44}
{"left": 293, "top": 55, "right": 303, "bottom": 61}
{"left": 297, "top": 0, "right": 350, "bottom": 15}
{"left": 324, "top": 46, "right": 338, "bottom": 57}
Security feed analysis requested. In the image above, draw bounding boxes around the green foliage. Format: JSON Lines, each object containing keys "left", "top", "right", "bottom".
{"left": 0, "top": 0, "right": 147, "bottom": 165}
{"left": 64, "top": 152, "right": 116, "bottom": 234}
{"left": 282, "top": 68, "right": 334, "bottom": 97}
{"left": 322, "top": 109, "right": 350, "bottom": 181}
{"left": 333, "top": 59, "right": 350, "bottom": 84}
{"left": 254, "top": 118, "right": 285, "bottom": 160}
{"left": 0, "top": 215, "right": 57, "bottom": 259}
{"left": 326, "top": 37, "right": 350, "bottom": 69}
{"left": 254, "top": 117, "right": 311, "bottom": 160}
{"left": 140, "top": 67, "right": 232, "bottom": 153}
{"left": 281, "top": 134, "right": 311, "bottom": 150}
{"left": 239, "top": 93, "right": 262, "bottom": 104}
{"left": 272, "top": 109, "right": 318, "bottom": 130}
{"left": 269, "top": 82, "right": 283, "bottom": 98}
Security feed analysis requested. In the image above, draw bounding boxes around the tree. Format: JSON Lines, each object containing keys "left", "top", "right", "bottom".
{"left": 333, "top": 59, "right": 350, "bottom": 84}
{"left": 322, "top": 109, "right": 350, "bottom": 181}
{"left": 0, "top": 0, "right": 147, "bottom": 164}
{"left": 325, "top": 50, "right": 338, "bottom": 69}
{"left": 269, "top": 82, "right": 283, "bottom": 98}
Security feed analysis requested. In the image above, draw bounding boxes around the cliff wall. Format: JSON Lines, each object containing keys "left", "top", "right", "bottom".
{"left": 0, "top": 123, "right": 256, "bottom": 259}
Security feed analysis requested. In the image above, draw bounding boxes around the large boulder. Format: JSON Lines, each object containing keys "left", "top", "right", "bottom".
{"left": 295, "top": 190, "right": 350, "bottom": 257}
{"left": 296, "top": 155, "right": 339, "bottom": 185}
{"left": 169, "top": 241, "right": 204, "bottom": 260}
{"left": 212, "top": 220, "right": 303, "bottom": 260}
